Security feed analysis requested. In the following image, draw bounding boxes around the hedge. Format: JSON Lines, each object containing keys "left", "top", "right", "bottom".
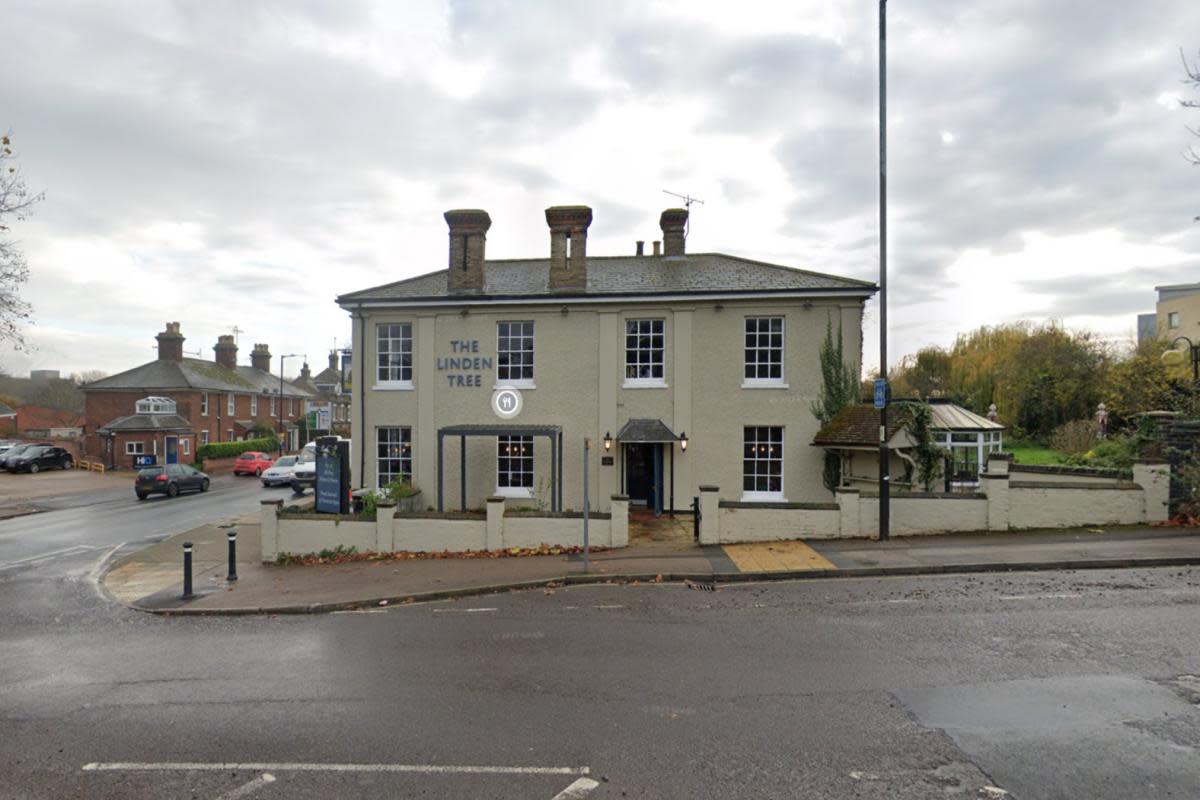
{"left": 196, "top": 435, "right": 279, "bottom": 461}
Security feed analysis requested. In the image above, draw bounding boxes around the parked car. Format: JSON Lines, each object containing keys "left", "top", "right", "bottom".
{"left": 261, "top": 455, "right": 301, "bottom": 487}
{"left": 233, "top": 451, "right": 274, "bottom": 477}
{"left": 135, "top": 463, "right": 210, "bottom": 499}
{"left": 0, "top": 442, "right": 51, "bottom": 470}
{"left": 6, "top": 445, "right": 73, "bottom": 473}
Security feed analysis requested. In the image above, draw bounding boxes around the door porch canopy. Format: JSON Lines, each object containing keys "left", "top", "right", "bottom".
{"left": 615, "top": 418, "right": 680, "bottom": 443}
{"left": 437, "top": 424, "right": 563, "bottom": 512}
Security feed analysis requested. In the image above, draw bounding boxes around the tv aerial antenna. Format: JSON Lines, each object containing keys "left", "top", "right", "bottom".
{"left": 663, "top": 189, "right": 704, "bottom": 238}
{"left": 231, "top": 325, "right": 245, "bottom": 345}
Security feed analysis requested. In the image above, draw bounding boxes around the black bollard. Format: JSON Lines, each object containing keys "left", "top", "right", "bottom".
{"left": 182, "top": 542, "right": 194, "bottom": 598}
{"left": 227, "top": 531, "right": 238, "bottom": 582}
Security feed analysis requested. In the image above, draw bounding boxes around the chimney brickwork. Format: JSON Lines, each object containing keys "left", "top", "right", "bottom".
{"left": 214, "top": 335, "right": 238, "bottom": 370}
{"left": 444, "top": 209, "right": 492, "bottom": 293}
{"left": 660, "top": 208, "right": 688, "bottom": 256}
{"left": 155, "top": 321, "right": 185, "bottom": 361}
{"left": 545, "top": 205, "right": 592, "bottom": 291}
{"left": 328, "top": 350, "right": 339, "bottom": 371}
{"left": 250, "top": 343, "right": 272, "bottom": 372}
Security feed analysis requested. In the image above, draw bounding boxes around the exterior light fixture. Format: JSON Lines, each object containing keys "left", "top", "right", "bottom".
{"left": 1163, "top": 336, "right": 1200, "bottom": 383}
{"left": 680, "top": 431, "right": 688, "bottom": 451}
{"left": 603, "top": 431, "right": 612, "bottom": 451}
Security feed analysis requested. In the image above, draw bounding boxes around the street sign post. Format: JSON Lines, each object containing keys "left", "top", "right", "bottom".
{"left": 873, "top": 379, "right": 888, "bottom": 409}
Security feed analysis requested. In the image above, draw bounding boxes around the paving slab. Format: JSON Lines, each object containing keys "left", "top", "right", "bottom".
{"left": 101, "top": 519, "right": 1200, "bottom": 615}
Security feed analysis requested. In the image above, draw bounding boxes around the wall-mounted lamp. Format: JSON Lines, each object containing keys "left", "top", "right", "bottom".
{"left": 679, "top": 431, "right": 688, "bottom": 451}
{"left": 603, "top": 431, "right": 612, "bottom": 451}
{"left": 459, "top": 307, "right": 470, "bottom": 317}
{"left": 714, "top": 303, "right": 724, "bottom": 312}
{"left": 560, "top": 306, "right": 569, "bottom": 316}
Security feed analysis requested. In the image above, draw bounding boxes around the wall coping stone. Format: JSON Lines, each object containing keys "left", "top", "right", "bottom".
{"left": 1010, "top": 480, "right": 1140, "bottom": 491}
{"left": 261, "top": 499, "right": 284, "bottom": 506}
{"left": 699, "top": 485, "right": 720, "bottom": 492}
{"left": 988, "top": 452, "right": 1015, "bottom": 462}
{"left": 610, "top": 494, "right": 629, "bottom": 501}
{"left": 861, "top": 491, "right": 986, "bottom": 500}
{"left": 719, "top": 500, "right": 839, "bottom": 511}
{"left": 1133, "top": 458, "right": 1170, "bottom": 465}
{"left": 980, "top": 473, "right": 1010, "bottom": 480}
{"left": 504, "top": 509, "right": 612, "bottom": 520}
{"left": 1010, "top": 463, "right": 1130, "bottom": 479}
{"left": 376, "top": 500, "right": 396, "bottom": 508}
{"left": 834, "top": 487, "right": 861, "bottom": 494}
{"left": 486, "top": 495, "right": 506, "bottom": 503}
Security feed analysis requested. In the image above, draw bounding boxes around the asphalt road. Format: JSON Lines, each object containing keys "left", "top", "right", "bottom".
{"left": 0, "top": 473, "right": 274, "bottom": 571}
{"left": 1, "top": 483, "right": 1197, "bottom": 800}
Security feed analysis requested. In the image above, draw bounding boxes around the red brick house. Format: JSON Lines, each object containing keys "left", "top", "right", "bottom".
{"left": 82, "top": 323, "right": 313, "bottom": 470}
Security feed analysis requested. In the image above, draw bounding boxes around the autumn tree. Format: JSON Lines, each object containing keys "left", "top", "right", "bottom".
{"left": 0, "top": 133, "right": 38, "bottom": 347}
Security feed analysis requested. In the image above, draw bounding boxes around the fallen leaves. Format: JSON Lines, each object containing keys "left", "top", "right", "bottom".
{"left": 276, "top": 543, "right": 608, "bottom": 567}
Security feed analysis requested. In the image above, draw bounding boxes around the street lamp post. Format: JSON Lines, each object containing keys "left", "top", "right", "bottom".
{"left": 279, "top": 353, "right": 301, "bottom": 454}
{"left": 1163, "top": 336, "right": 1200, "bottom": 383}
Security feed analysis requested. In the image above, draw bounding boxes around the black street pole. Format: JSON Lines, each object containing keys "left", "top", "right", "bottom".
{"left": 878, "top": 0, "right": 890, "bottom": 541}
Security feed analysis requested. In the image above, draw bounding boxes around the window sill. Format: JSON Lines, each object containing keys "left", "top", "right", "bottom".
{"left": 373, "top": 382, "right": 415, "bottom": 391}
{"left": 741, "top": 380, "right": 789, "bottom": 390}
{"left": 740, "top": 492, "right": 787, "bottom": 503}
{"left": 622, "top": 379, "right": 668, "bottom": 389}
{"left": 494, "top": 486, "right": 533, "bottom": 498}
{"left": 494, "top": 381, "right": 536, "bottom": 390}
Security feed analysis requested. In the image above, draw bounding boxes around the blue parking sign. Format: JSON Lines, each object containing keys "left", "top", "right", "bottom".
{"left": 873, "top": 379, "right": 888, "bottom": 409}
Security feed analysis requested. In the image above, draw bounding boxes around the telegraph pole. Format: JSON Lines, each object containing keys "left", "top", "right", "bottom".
{"left": 877, "top": 0, "right": 891, "bottom": 541}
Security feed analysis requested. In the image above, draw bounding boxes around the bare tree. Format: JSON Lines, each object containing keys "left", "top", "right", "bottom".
{"left": 0, "top": 132, "right": 39, "bottom": 348}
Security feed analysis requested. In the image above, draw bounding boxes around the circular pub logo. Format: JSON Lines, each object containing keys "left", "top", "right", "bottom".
{"left": 491, "top": 386, "right": 523, "bottom": 419}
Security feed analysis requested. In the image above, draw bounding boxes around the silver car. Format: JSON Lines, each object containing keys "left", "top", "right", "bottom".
{"left": 260, "top": 455, "right": 302, "bottom": 487}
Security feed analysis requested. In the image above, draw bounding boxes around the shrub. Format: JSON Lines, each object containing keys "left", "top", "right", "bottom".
{"left": 1049, "top": 419, "right": 1098, "bottom": 455}
{"left": 196, "top": 435, "right": 279, "bottom": 461}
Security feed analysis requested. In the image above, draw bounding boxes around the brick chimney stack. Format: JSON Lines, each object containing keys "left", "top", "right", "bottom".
{"left": 445, "top": 209, "right": 492, "bottom": 293}
{"left": 214, "top": 335, "right": 238, "bottom": 370}
{"left": 299, "top": 362, "right": 312, "bottom": 380}
{"left": 660, "top": 208, "right": 688, "bottom": 256}
{"left": 328, "top": 350, "right": 339, "bottom": 371}
{"left": 155, "top": 321, "right": 185, "bottom": 361}
{"left": 546, "top": 205, "right": 592, "bottom": 291}
{"left": 250, "top": 343, "right": 272, "bottom": 372}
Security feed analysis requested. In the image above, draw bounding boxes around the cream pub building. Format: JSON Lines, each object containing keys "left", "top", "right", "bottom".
{"left": 337, "top": 206, "right": 877, "bottom": 515}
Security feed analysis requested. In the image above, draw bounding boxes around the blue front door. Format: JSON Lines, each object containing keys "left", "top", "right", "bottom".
{"left": 165, "top": 436, "right": 179, "bottom": 465}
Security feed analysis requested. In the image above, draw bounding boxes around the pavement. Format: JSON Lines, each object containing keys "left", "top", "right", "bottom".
{"left": 0, "top": 468, "right": 131, "bottom": 518}
{"left": 100, "top": 513, "right": 1200, "bottom": 615}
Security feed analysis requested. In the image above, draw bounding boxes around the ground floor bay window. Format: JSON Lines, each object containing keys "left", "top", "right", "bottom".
{"left": 497, "top": 435, "right": 533, "bottom": 496}
{"left": 743, "top": 426, "right": 784, "bottom": 501}
{"left": 377, "top": 426, "right": 412, "bottom": 488}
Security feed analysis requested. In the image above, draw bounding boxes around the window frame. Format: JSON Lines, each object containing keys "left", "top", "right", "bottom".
{"left": 741, "top": 425, "right": 785, "bottom": 502}
{"left": 182, "top": 438, "right": 191, "bottom": 456}
{"left": 125, "top": 441, "right": 145, "bottom": 455}
{"left": 201, "top": 430, "right": 209, "bottom": 446}
{"left": 623, "top": 318, "right": 667, "bottom": 388}
{"left": 376, "top": 426, "right": 413, "bottom": 489}
{"left": 200, "top": 392, "right": 209, "bottom": 416}
{"left": 375, "top": 322, "right": 414, "bottom": 389}
{"left": 250, "top": 394, "right": 258, "bottom": 416}
{"left": 270, "top": 395, "right": 277, "bottom": 417}
{"left": 227, "top": 393, "right": 235, "bottom": 416}
{"left": 496, "top": 321, "right": 536, "bottom": 388}
{"left": 742, "top": 316, "right": 787, "bottom": 388}
{"left": 496, "top": 435, "right": 534, "bottom": 497}
{"left": 1168, "top": 311, "right": 1181, "bottom": 329}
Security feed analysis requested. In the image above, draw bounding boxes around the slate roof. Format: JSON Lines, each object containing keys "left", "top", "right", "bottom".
{"left": 98, "top": 413, "right": 193, "bottom": 433}
{"left": 83, "top": 358, "right": 313, "bottom": 398}
{"left": 616, "top": 418, "right": 680, "bottom": 443}
{"left": 0, "top": 400, "right": 14, "bottom": 417}
{"left": 338, "top": 253, "right": 877, "bottom": 306}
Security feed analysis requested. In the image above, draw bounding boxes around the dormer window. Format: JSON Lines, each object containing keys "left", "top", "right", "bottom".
{"left": 135, "top": 396, "right": 177, "bottom": 415}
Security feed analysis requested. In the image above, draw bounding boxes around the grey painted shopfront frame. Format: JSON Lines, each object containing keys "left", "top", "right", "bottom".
{"left": 436, "top": 424, "right": 563, "bottom": 512}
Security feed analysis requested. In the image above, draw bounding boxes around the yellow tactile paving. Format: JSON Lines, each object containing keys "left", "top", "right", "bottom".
{"left": 722, "top": 540, "right": 836, "bottom": 573}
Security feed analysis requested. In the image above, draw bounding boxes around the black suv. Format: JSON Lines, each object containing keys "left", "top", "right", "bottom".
{"left": 6, "top": 445, "right": 74, "bottom": 473}
{"left": 135, "top": 463, "right": 210, "bottom": 500}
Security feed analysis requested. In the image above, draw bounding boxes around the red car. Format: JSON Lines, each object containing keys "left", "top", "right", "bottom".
{"left": 233, "top": 451, "right": 274, "bottom": 476}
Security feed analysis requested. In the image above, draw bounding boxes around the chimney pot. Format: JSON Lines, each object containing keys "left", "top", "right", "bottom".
{"left": 545, "top": 205, "right": 593, "bottom": 291}
{"left": 328, "top": 350, "right": 339, "bottom": 371}
{"left": 652, "top": 240, "right": 661, "bottom": 256}
{"left": 155, "top": 321, "right": 185, "bottom": 361}
{"left": 444, "top": 209, "right": 492, "bottom": 293}
{"left": 636, "top": 240, "right": 644, "bottom": 256}
{"left": 660, "top": 208, "right": 688, "bottom": 256}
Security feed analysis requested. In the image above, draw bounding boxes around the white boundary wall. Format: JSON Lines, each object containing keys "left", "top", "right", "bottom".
{"left": 262, "top": 495, "right": 629, "bottom": 561}
{"left": 697, "top": 458, "right": 1170, "bottom": 544}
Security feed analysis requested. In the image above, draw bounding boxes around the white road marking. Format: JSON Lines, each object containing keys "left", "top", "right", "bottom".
{"left": 82, "top": 762, "right": 590, "bottom": 776}
{"left": 592, "top": 604, "right": 624, "bottom": 609}
{"left": 998, "top": 593, "right": 1081, "bottom": 601}
{"left": 432, "top": 607, "right": 498, "bottom": 614}
{"left": 86, "top": 543, "right": 124, "bottom": 589}
{"left": 550, "top": 777, "right": 601, "bottom": 799}
{"left": 0, "top": 545, "right": 98, "bottom": 572}
{"left": 216, "top": 773, "right": 275, "bottom": 800}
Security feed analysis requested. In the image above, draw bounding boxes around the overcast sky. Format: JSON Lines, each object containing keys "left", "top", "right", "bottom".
{"left": 3, "top": 0, "right": 1199, "bottom": 379}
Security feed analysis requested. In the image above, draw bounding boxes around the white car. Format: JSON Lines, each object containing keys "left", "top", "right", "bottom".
{"left": 261, "top": 455, "right": 302, "bottom": 487}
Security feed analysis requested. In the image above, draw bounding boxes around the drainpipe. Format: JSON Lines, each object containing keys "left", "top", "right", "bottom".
{"left": 353, "top": 307, "right": 366, "bottom": 487}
